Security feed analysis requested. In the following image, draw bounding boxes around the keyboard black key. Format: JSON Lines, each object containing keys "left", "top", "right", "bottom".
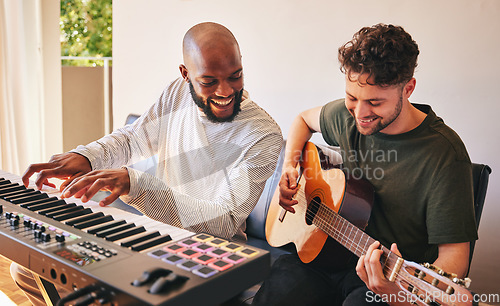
{"left": 65, "top": 212, "right": 105, "bottom": 226}
{"left": 45, "top": 205, "right": 84, "bottom": 218}
{"left": 105, "top": 226, "right": 146, "bottom": 242}
{"left": 0, "top": 183, "right": 19, "bottom": 190}
{"left": 37, "top": 203, "right": 76, "bottom": 216}
{"left": 1, "top": 189, "right": 37, "bottom": 200}
{"left": 0, "top": 185, "right": 25, "bottom": 196}
{"left": 120, "top": 231, "right": 161, "bottom": 248}
{"left": 27, "top": 200, "right": 65, "bottom": 212}
{"left": 130, "top": 235, "right": 172, "bottom": 252}
{"left": 4, "top": 188, "right": 41, "bottom": 201}
{"left": 20, "top": 197, "right": 60, "bottom": 208}
{"left": 45, "top": 205, "right": 84, "bottom": 219}
{"left": 87, "top": 220, "right": 127, "bottom": 234}
{"left": 95, "top": 223, "right": 135, "bottom": 238}
{"left": 53, "top": 208, "right": 92, "bottom": 221}
{"left": 11, "top": 193, "right": 49, "bottom": 204}
{"left": 73, "top": 215, "right": 114, "bottom": 230}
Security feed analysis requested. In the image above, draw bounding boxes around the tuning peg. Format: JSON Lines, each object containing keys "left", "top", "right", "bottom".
{"left": 423, "top": 263, "right": 458, "bottom": 280}
{"left": 453, "top": 277, "right": 472, "bottom": 288}
{"left": 417, "top": 270, "right": 426, "bottom": 280}
{"left": 463, "top": 278, "right": 472, "bottom": 288}
{"left": 446, "top": 285, "right": 455, "bottom": 294}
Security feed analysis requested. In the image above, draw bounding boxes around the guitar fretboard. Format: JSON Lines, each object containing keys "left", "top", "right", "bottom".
{"left": 313, "top": 201, "right": 399, "bottom": 278}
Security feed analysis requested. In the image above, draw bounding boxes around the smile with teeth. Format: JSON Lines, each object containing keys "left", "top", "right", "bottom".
{"left": 211, "top": 98, "right": 232, "bottom": 106}
{"left": 359, "top": 118, "right": 376, "bottom": 123}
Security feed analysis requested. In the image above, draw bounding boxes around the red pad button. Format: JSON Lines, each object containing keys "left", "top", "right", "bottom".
{"left": 207, "top": 248, "right": 230, "bottom": 258}
{"left": 179, "top": 249, "right": 200, "bottom": 259}
{"left": 163, "top": 243, "right": 186, "bottom": 254}
{"left": 208, "top": 260, "right": 234, "bottom": 271}
{"left": 193, "top": 254, "right": 216, "bottom": 265}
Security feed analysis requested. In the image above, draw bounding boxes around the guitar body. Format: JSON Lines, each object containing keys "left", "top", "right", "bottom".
{"left": 266, "top": 142, "right": 374, "bottom": 268}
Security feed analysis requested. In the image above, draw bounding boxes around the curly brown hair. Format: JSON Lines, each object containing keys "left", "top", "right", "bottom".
{"left": 338, "top": 24, "right": 419, "bottom": 86}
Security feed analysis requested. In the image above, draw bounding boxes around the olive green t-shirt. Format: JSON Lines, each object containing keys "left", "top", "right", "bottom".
{"left": 320, "top": 99, "right": 478, "bottom": 263}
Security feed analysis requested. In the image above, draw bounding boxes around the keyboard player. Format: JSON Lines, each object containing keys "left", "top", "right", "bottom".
{"left": 11, "top": 22, "right": 282, "bottom": 306}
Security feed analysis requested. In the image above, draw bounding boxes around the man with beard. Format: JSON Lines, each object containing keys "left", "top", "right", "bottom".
{"left": 13, "top": 22, "right": 282, "bottom": 306}
{"left": 253, "top": 24, "right": 477, "bottom": 305}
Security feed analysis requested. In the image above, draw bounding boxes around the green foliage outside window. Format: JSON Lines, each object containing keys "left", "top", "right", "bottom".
{"left": 60, "top": 0, "right": 112, "bottom": 67}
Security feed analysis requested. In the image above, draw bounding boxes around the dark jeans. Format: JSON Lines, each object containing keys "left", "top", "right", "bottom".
{"left": 252, "top": 254, "right": 387, "bottom": 306}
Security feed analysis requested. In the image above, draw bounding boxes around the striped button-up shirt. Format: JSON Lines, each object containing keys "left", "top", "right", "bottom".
{"left": 73, "top": 78, "right": 283, "bottom": 241}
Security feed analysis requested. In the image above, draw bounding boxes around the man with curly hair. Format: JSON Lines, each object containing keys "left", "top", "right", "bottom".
{"left": 253, "top": 24, "right": 477, "bottom": 305}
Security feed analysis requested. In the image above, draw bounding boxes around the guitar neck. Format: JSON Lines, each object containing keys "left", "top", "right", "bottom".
{"left": 313, "top": 201, "right": 474, "bottom": 305}
{"left": 313, "top": 202, "right": 400, "bottom": 278}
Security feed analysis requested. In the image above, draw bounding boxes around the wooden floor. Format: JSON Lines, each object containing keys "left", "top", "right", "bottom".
{"left": 0, "top": 255, "right": 31, "bottom": 306}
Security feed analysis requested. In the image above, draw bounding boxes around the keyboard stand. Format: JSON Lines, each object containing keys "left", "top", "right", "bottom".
{"left": 34, "top": 274, "right": 60, "bottom": 306}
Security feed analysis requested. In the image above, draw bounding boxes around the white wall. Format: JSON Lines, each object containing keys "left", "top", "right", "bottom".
{"left": 113, "top": 0, "right": 500, "bottom": 296}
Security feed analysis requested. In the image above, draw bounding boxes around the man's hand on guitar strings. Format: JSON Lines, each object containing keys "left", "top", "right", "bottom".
{"left": 278, "top": 167, "right": 300, "bottom": 213}
{"left": 356, "top": 242, "right": 402, "bottom": 299}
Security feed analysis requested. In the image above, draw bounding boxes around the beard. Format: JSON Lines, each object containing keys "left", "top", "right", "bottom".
{"left": 188, "top": 81, "right": 243, "bottom": 123}
{"left": 355, "top": 93, "right": 403, "bottom": 136}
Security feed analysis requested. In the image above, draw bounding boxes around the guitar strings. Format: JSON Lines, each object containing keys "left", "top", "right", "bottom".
{"left": 292, "top": 193, "right": 456, "bottom": 303}
{"left": 290, "top": 189, "right": 401, "bottom": 278}
{"left": 280, "top": 174, "right": 452, "bottom": 301}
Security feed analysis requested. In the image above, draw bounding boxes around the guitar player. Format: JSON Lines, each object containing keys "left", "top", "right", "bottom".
{"left": 253, "top": 24, "right": 478, "bottom": 305}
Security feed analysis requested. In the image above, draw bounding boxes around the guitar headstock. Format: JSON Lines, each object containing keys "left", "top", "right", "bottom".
{"left": 395, "top": 260, "right": 473, "bottom": 305}
{"left": 421, "top": 263, "right": 472, "bottom": 289}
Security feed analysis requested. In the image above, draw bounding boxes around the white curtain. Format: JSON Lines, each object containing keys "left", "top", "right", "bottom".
{"left": 0, "top": 0, "right": 52, "bottom": 175}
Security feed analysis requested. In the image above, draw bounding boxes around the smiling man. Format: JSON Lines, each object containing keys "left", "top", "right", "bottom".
{"left": 253, "top": 24, "right": 477, "bottom": 305}
{"left": 21, "top": 22, "right": 282, "bottom": 240}
{"left": 181, "top": 24, "right": 244, "bottom": 122}
{"left": 14, "top": 22, "right": 282, "bottom": 306}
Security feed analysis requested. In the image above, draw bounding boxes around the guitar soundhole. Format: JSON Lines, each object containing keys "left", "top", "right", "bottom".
{"left": 306, "top": 196, "right": 321, "bottom": 225}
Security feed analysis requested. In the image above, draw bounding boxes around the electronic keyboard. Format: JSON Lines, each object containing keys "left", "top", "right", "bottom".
{"left": 0, "top": 170, "right": 269, "bottom": 305}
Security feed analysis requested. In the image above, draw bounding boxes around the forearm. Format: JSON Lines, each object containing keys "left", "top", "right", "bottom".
{"left": 72, "top": 120, "right": 159, "bottom": 171}
{"left": 433, "top": 242, "right": 470, "bottom": 278}
{"left": 283, "top": 108, "right": 321, "bottom": 169}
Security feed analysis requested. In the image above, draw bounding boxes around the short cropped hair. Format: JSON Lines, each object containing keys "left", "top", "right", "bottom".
{"left": 338, "top": 24, "right": 419, "bottom": 86}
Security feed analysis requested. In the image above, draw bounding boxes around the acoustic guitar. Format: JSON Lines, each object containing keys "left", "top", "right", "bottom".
{"left": 265, "top": 142, "right": 473, "bottom": 305}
